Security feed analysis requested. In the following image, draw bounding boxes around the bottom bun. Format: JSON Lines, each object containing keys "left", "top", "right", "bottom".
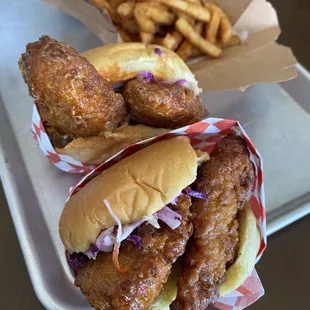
{"left": 56, "top": 123, "right": 168, "bottom": 164}
{"left": 151, "top": 260, "right": 180, "bottom": 310}
{"left": 219, "top": 203, "right": 260, "bottom": 296}
{"left": 151, "top": 203, "right": 260, "bottom": 307}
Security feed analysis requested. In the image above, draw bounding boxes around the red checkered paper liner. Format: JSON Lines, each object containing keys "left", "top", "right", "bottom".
{"left": 68, "top": 117, "right": 266, "bottom": 310}
{"left": 31, "top": 105, "right": 95, "bottom": 173}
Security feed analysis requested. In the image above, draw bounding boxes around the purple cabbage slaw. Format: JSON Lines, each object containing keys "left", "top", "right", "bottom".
{"left": 112, "top": 47, "right": 186, "bottom": 91}
{"left": 138, "top": 71, "right": 187, "bottom": 86}
{"left": 154, "top": 47, "right": 166, "bottom": 57}
{"left": 67, "top": 190, "right": 208, "bottom": 272}
{"left": 112, "top": 71, "right": 187, "bottom": 91}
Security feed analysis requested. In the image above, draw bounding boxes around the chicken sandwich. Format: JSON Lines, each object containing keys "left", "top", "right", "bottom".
{"left": 59, "top": 135, "right": 260, "bottom": 309}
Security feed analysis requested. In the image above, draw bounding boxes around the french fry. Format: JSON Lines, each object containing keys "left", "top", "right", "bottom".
{"left": 177, "top": 11, "right": 195, "bottom": 25}
{"left": 203, "top": 1, "right": 232, "bottom": 44}
{"left": 156, "top": 0, "right": 211, "bottom": 23}
{"left": 117, "top": 2, "right": 135, "bottom": 19}
{"left": 162, "top": 30, "right": 183, "bottom": 51}
{"left": 206, "top": 10, "right": 221, "bottom": 44}
{"left": 175, "top": 17, "right": 222, "bottom": 57}
{"left": 92, "top": 0, "right": 234, "bottom": 59}
{"left": 177, "top": 22, "right": 203, "bottom": 60}
{"left": 194, "top": 21, "right": 204, "bottom": 34}
{"left": 217, "top": 34, "right": 241, "bottom": 48}
{"left": 147, "top": 4, "right": 176, "bottom": 25}
{"left": 134, "top": 3, "right": 156, "bottom": 33}
{"left": 140, "top": 32, "right": 154, "bottom": 44}
{"left": 202, "top": 1, "right": 221, "bottom": 12}
{"left": 176, "top": 40, "right": 192, "bottom": 61}
{"left": 219, "top": 14, "right": 232, "bottom": 44}
{"left": 115, "top": 26, "right": 133, "bottom": 42}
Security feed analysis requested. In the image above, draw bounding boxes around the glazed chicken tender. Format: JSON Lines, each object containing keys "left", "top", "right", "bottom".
{"left": 123, "top": 77, "right": 208, "bottom": 128}
{"left": 75, "top": 194, "right": 193, "bottom": 310}
{"left": 19, "top": 36, "right": 126, "bottom": 137}
{"left": 171, "top": 135, "right": 254, "bottom": 310}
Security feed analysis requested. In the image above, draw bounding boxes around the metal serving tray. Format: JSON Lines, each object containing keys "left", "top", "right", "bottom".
{"left": 1, "top": 0, "right": 310, "bottom": 309}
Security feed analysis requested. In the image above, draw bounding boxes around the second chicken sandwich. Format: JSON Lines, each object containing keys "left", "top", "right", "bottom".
{"left": 19, "top": 36, "right": 208, "bottom": 165}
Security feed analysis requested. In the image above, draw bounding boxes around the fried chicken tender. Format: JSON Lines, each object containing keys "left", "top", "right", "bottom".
{"left": 123, "top": 77, "right": 208, "bottom": 128}
{"left": 75, "top": 194, "right": 193, "bottom": 310}
{"left": 19, "top": 36, "right": 126, "bottom": 137}
{"left": 171, "top": 135, "right": 254, "bottom": 310}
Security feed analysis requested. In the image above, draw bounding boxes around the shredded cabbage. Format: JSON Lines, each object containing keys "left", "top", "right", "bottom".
{"left": 182, "top": 189, "right": 208, "bottom": 200}
{"left": 112, "top": 72, "right": 187, "bottom": 92}
{"left": 81, "top": 190, "right": 207, "bottom": 260}
{"left": 66, "top": 251, "right": 88, "bottom": 274}
{"left": 127, "top": 235, "right": 142, "bottom": 249}
{"left": 154, "top": 47, "right": 166, "bottom": 57}
{"left": 138, "top": 71, "right": 186, "bottom": 86}
{"left": 155, "top": 206, "right": 182, "bottom": 230}
{"left": 68, "top": 187, "right": 209, "bottom": 272}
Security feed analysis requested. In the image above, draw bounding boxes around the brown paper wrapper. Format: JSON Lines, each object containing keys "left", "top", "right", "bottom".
{"left": 42, "top": 0, "right": 297, "bottom": 91}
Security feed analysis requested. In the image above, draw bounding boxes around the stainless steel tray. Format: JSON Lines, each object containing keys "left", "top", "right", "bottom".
{"left": 1, "top": 0, "right": 310, "bottom": 309}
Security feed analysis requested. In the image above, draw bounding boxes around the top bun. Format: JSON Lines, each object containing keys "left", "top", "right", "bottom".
{"left": 81, "top": 43, "right": 201, "bottom": 94}
{"left": 59, "top": 137, "right": 199, "bottom": 253}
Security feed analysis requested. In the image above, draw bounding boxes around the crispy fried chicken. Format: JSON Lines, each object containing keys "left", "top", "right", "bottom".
{"left": 75, "top": 194, "right": 193, "bottom": 310}
{"left": 171, "top": 135, "right": 254, "bottom": 310}
{"left": 123, "top": 77, "right": 208, "bottom": 128}
{"left": 19, "top": 36, "right": 126, "bottom": 138}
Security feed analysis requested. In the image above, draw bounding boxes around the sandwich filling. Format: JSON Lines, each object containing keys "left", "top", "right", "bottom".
{"left": 67, "top": 189, "right": 208, "bottom": 274}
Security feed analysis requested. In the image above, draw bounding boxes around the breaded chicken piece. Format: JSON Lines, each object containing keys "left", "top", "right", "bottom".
{"left": 171, "top": 135, "right": 254, "bottom": 310}
{"left": 123, "top": 77, "right": 208, "bottom": 129}
{"left": 19, "top": 36, "right": 126, "bottom": 137}
{"left": 75, "top": 194, "right": 193, "bottom": 310}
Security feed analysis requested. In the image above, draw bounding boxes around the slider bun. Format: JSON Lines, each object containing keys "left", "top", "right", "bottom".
{"left": 59, "top": 137, "right": 198, "bottom": 253}
{"left": 56, "top": 124, "right": 169, "bottom": 164}
{"left": 219, "top": 202, "right": 261, "bottom": 296}
{"left": 81, "top": 43, "right": 200, "bottom": 94}
{"left": 152, "top": 203, "right": 260, "bottom": 307}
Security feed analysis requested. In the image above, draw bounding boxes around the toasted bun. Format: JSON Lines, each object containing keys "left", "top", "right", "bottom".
{"left": 56, "top": 124, "right": 169, "bottom": 164}
{"left": 81, "top": 43, "right": 200, "bottom": 94}
{"left": 152, "top": 203, "right": 260, "bottom": 307}
{"left": 219, "top": 203, "right": 261, "bottom": 296}
{"left": 59, "top": 137, "right": 198, "bottom": 253}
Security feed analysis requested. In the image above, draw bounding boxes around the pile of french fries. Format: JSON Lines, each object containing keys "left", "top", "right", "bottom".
{"left": 91, "top": 0, "right": 241, "bottom": 60}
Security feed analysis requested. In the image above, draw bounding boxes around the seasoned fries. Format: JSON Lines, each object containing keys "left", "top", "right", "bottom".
{"left": 147, "top": 4, "right": 175, "bottom": 25}
{"left": 134, "top": 3, "right": 156, "bottom": 33}
{"left": 162, "top": 31, "right": 183, "bottom": 51}
{"left": 176, "top": 17, "right": 222, "bottom": 58}
{"left": 140, "top": 32, "right": 154, "bottom": 44}
{"left": 91, "top": 0, "right": 241, "bottom": 60}
{"left": 203, "top": 1, "right": 232, "bottom": 44}
{"left": 218, "top": 34, "right": 241, "bottom": 49}
{"left": 177, "top": 22, "right": 203, "bottom": 60}
{"left": 156, "top": 0, "right": 211, "bottom": 23}
{"left": 206, "top": 9, "right": 221, "bottom": 44}
{"left": 219, "top": 14, "right": 232, "bottom": 44}
{"left": 117, "top": 1, "right": 135, "bottom": 18}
